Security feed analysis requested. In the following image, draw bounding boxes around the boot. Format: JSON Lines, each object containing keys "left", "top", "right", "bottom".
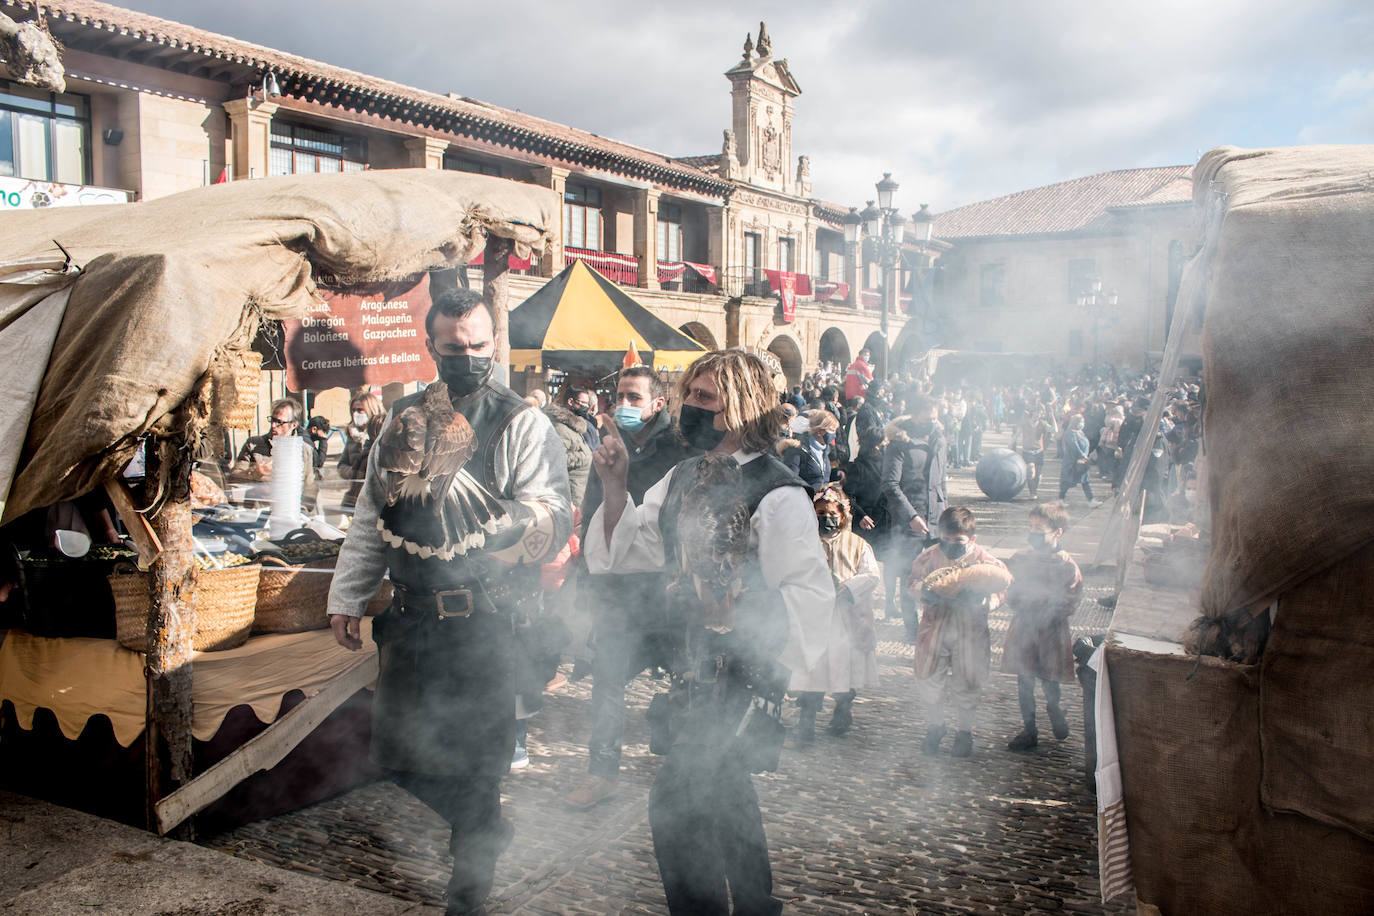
{"left": 1007, "top": 728, "right": 1038, "bottom": 751}
{"left": 511, "top": 721, "right": 529, "bottom": 770}
{"left": 795, "top": 705, "right": 817, "bottom": 745}
{"left": 921, "top": 724, "right": 947, "bottom": 756}
{"left": 827, "top": 692, "right": 855, "bottom": 736}
{"left": 1048, "top": 705, "right": 1070, "bottom": 741}
{"left": 563, "top": 774, "right": 617, "bottom": 810}
{"left": 951, "top": 730, "right": 974, "bottom": 758}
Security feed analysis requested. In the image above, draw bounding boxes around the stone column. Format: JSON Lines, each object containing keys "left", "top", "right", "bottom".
{"left": 223, "top": 99, "right": 278, "bottom": 180}
{"left": 531, "top": 165, "right": 570, "bottom": 277}
{"left": 403, "top": 136, "right": 449, "bottom": 169}
{"left": 633, "top": 187, "right": 661, "bottom": 290}
{"left": 843, "top": 240, "right": 862, "bottom": 308}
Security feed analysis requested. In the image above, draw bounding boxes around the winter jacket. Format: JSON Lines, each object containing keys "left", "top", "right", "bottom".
{"left": 579, "top": 408, "right": 698, "bottom": 534}
{"left": 545, "top": 402, "right": 593, "bottom": 507}
{"left": 881, "top": 422, "right": 947, "bottom": 533}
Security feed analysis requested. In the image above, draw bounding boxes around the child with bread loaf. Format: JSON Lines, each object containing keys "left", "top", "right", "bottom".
{"left": 908, "top": 506, "right": 1013, "bottom": 758}
{"left": 1002, "top": 502, "right": 1082, "bottom": 751}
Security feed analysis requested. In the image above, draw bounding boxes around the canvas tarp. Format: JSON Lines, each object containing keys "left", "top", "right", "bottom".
{"left": 0, "top": 169, "right": 555, "bottom": 523}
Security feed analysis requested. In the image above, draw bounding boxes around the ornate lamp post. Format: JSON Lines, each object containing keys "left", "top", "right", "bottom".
{"left": 862, "top": 173, "right": 910, "bottom": 379}
{"left": 1076, "top": 277, "right": 1118, "bottom": 366}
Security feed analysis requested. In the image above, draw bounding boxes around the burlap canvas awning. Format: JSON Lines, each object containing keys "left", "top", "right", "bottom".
{"left": 0, "top": 169, "right": 555, "bottom": 523}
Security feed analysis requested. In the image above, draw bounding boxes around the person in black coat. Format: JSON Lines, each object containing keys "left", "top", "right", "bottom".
{"left": 881, "top": 398, "right": 949, "bottom": 640}
{"left": 843, "top": 426, "right": 893, "bottom": 615}
{"left": 776, "top": 409, "right": 839, "bottom": 491}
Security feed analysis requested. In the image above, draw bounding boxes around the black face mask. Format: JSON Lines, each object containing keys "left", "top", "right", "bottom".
{"left": 1028, "top": 532, "right": 1049, "bottom": 550}
{"left": 818, "top": 516, "right": 841, "bottom": 535}
{"left": 437, "top": 354, "right": 492, "bottom": 397}
{"left": 940, "top": 539, "right": 970, "bottom": 560}
{"left": 571, "top": 404, "right": 593, "bottom": 419}
{"left": 679, "top": 403, "right": 725, "bottom": 451}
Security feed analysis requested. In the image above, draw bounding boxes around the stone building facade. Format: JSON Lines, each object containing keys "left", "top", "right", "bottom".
{"left": 931, "top": 167, "right": 1197, "bottom": 372}
{"left": 2, "top": 2, "right": 919, "bottom": 398}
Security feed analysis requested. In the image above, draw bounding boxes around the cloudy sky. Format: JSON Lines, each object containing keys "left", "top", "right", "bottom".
{"left": 132, "top": 0, "right": 1374, "bottom": 212}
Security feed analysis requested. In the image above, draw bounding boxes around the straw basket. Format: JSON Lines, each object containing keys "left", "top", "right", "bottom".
{"left": 253, "top": 555, "right": 333, "bottom": 633}
{"left": 365, "top": 580, "right": 394, "bottom": 616}
{"left": 109, "top": 562, "right": 259, "bottom": 652}
{"left": 208, "top": 349, "right": 263, "bottom": 430}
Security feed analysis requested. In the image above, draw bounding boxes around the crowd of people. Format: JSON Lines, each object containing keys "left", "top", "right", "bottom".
{"left": 316, "top": 287, "right": 1203, "bottom": 916}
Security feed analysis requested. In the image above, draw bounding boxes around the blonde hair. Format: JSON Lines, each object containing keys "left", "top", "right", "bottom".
{"left": 350, "top": 393, "right": 385, "bottom": 419}
{"left": 680, "top": 349, "right": 787, "bottom": 453}
{"left": 808, "top": 409, "right": 839, "bottom": 434}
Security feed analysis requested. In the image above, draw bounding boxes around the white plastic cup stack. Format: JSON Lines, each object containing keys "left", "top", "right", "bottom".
{"left": 268, "top": 435, "right": 305, "bottom": 538}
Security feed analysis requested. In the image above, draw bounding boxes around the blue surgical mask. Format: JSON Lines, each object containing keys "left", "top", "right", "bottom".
{"left": 614, "top": 404, "right": 648, "bottom": 433}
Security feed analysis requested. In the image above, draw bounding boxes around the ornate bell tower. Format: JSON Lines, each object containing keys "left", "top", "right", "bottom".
{"left": 723, "top": 22, "right": 802, "bottom": 194}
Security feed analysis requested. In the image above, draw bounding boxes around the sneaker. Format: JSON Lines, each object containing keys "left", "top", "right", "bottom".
{"left": 1048, "top": 706, "right": 1070, "bottom": 741}
{"left": 563, "top": 775, "right": 617, "bottom": 810}
{"left": 921, "top": 724, "right": 947, "bottom": 756}
{"left": 1007, "top": 728, "right": 1039, "bottom": 751}
{"left": 951, "top": 730, "right": 974, "bottom": 758}
{"left": 1088, "top": 499, "right": 1104, "bottom": 508}
{"left": 511, "top": 740, "right": 529, "bottom": 770}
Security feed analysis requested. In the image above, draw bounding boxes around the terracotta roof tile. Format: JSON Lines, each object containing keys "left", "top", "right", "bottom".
{"left": 19, "top": 0, "right": 728, "bottom": 193}
{"left": 934, "top": 166, "right": 1192, "bottom": 240}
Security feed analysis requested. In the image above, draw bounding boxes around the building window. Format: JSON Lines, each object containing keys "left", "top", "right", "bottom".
{"left": 743, "top": 231, "right": 763, "bottom": 294}
{"left": 0, "top": 81, "right": 90, "bottom": 185}
{"left": 657, "top": 202, "right": 682, "bottom": 262}
{"left": 1068, "top": 258, "right": 1097, "bottom": 300}
{"left": 979, "top": 263, "right": 1005, "bottom": 310}
{"left": 1068, "top": 329, "right": 1084, "bottom": 356}
{"left": 564, "top": 184, "right": 602, "bottom": 250}
{"left": 778, "top": 237, "right": 795, "bottom": 273}
{"left": 445, "top": 156, "right": 500, "bottom": 177}
{"left": 269, "top": 121, "right": 366, "bottom": 175}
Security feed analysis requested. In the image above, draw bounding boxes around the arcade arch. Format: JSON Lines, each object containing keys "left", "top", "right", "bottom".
{"left": 679, "top": 321, "right": 719, "bottom": 350}
{"left": 818, "top": 327, "right": 851, "bottom": 370}
{"left": 766, "top": 334, "right": 804, "bottom": 389}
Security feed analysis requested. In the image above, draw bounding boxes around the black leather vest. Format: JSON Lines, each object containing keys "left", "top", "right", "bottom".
{"left": 659, "top": 452, "right": 809, "bottom": 658}
{"left": 384, "top": 380, "right": 536, "bottom": 594}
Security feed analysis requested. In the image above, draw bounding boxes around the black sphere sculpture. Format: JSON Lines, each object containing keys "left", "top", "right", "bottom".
{"left": 975, "top": 448, "right": 1028, "bottom": 501}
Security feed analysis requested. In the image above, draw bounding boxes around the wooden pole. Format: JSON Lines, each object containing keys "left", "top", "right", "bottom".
{"left": 483, "top": 234, "right": 513, "bottom": 370}
{"left": 144, "top": 437, "right": 197, "bottom": 837}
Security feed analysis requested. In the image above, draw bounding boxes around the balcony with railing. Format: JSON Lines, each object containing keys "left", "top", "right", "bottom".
{"left": 564, "top": 247, "right": 639, "bottom": 285}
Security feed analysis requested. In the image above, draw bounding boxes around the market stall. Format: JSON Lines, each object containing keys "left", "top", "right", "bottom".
{"left": 0, "top": 168, "right": 555, "bottom": 834}
{"left": 1092, "top": 146, "right": 1374, "bottom": 913}
{"left": 508, "top": 259, "right": 706, "bottom": 377}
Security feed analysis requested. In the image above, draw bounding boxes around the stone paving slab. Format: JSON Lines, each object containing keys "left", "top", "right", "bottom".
{"left": 204, "top": 429, "right": 1132, "bottom": 913}
{"left": 0, "top": 790, "right": 438, "bottom": 915}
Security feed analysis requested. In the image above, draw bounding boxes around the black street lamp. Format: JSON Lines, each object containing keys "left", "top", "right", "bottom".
{"left": 863, "top": 174, "right": 910, "bottom": 380}
{"left": 1076, "top": 277, "right": 1118, "bottom": 366}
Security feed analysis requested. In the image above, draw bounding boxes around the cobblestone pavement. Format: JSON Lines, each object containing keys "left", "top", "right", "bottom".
{"left": 205, "top": 430, "right": 1133, "bottom": 914}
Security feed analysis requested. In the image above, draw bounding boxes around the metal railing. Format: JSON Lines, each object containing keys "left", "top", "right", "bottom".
{"left": 564, "top": 247, "right": 639, "bottom": 285}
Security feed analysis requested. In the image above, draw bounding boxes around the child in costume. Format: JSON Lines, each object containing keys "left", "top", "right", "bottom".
{"left": 909, "top": 506, "right": 1012, "bottom": 758}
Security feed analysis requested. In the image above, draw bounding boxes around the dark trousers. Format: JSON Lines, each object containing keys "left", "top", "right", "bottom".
{"left": 588, "top": 605, "right": 639, "bottom": 780}
{"left": 387, "top": 767, "right": 508, "bottom": 912}
{"left": 649, "top": 743, "right": 781, "bottom": 915}
{"left": 1016, "top": 675, "right": 1062, "bottom": 729}
{"left": 1059, "top": 478, "right": 1094, "bottom": 501}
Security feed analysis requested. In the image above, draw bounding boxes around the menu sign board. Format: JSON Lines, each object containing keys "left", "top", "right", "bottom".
{"left": 283, "top": 274, "right": 437, "bottom": 390}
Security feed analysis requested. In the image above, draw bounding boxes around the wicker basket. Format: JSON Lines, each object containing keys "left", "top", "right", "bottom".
{"left": 109, "top": 562, "right": 260, "bottom": 652}
{"left": 208, "top": 349, "right": 263, "bottom": 430}
{"left": 365, "top": 580, "right": 394, "bottom": 616}
{"left": 253, "top": 555, "right": 333, "bottom": 633}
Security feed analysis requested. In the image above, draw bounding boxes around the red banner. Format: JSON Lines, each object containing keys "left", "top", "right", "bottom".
{"left": 283, "top": 274, "right": 436, "bottom": 390}
{"left": 780, "top": 273, "right": 796, "bottom": 322}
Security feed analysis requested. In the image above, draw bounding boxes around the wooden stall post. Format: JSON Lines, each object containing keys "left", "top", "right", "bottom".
{"left": 144, "top": 437, "right": 197, "bottom": 837}
{"left": 483, "top": 235, "right": 513, "bottom": 370}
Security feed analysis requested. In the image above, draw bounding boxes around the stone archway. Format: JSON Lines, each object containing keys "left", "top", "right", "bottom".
{"left": 679, "top": 321, "right": 719, "bottom": 350}
{"left": 818, "top": 327, "right": 851, "bottom": 371}
{"left": 767, "top": 334, "right": 804, "bottom": 389}
{"left": 862, "top": 331, "right": 888, "bottom": 383}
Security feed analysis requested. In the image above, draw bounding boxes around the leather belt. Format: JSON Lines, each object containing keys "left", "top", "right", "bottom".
{"left": 393, "top": 582, "right": 494, "bottom": 619}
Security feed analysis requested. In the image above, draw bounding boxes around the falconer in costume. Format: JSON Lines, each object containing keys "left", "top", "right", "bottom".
{"left": 328, "top": 287, "right": 571, "bottom": 916}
